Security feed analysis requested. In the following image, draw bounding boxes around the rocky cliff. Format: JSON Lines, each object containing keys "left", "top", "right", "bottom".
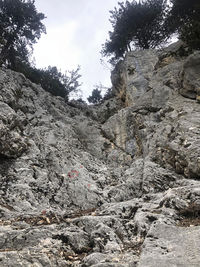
{"left": 0, "top": 42, "right": 200, "bottom": 266}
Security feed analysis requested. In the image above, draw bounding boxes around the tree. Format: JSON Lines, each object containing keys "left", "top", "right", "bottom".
{"left": 102, "top": 0, "right": 168, "bottom": 60}
{"left": 181, "top": 20, "right": 200, "bottom": 50}
{"left": 0, "top": 0, "right": 82, "bottom": 100}
{"left": 168, "top": 0, "right": 199, "bottom": 24}
{"left": 62, "top": 66, "right": 82, "bottom": 96}
{"left": 103, "top": 87, "right": 114, "bottom": 101}
{"left": 88, "top": 87, "right": 102, "bottom": 104}
{"left": 15, "top": 61, "right": 82, "bottom": 100}
{"left": 166, "top": 0, "right": 200, "bottom": 49}
{"left": 0, "top": 0, "right": 46, "bottom": 69}
{"left": 42, "top": 65, "right": 82, "bottom": 100}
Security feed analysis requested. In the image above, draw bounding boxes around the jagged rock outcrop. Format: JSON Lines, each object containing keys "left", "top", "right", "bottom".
{"left": 0, "top": 43, "right": 200, "bottom": 266}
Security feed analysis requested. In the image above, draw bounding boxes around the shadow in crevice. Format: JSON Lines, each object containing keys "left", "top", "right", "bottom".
{"left": 177, "top": 202, "right": 200, "bottom": 227}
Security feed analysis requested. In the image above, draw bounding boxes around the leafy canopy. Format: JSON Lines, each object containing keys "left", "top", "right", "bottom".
{"left": 102, "top": 0, "right": 168, "bottom": 61}
{"left": 166, "top": 0, "right": 200, "bottom": 49}
{"left": 0, "top": 0, "right": 46, "bottom": 68}
{"left": 102, "top": 0, "right": 200, "bottom": 62}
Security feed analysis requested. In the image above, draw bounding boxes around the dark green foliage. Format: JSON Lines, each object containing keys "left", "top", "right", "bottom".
{"left": 76, "top": 98, "right": 85, "bottom": 104}
{"left": 0, "top": 0, "right": 46, "bottom": 68}
{"left": 102, "top": 0, "right": 168, "bottom": 60}
{"left": 88, "top": 87, "right": 102, "bottom": 104}
{"left": 168, "top": 0, "right": 199, "bottom": 26}
{"left": 180, "top": 21, "right": 200, "bottom": 50}
{"left": 103, "top": 87, "right": 114, "bottom": 101}
{"left": 16, "top": 61, "right": 81, "bottom": 100}
{"left": 166, "top": 0, "right": 200, "bottom": 49}
{"left": 0, "top": 0, "right": 82, "bottom": 100}
{"left": 102, "top": 0, "right": 200, "bottom": 60}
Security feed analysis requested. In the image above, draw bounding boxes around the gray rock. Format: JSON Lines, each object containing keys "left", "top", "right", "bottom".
{"left": 180, "top": 51, "right": 200, "bottom": 100}
{"left": 0, "top": 102, "right": 29, "bottom": 158}
{"left": 0, "top": 43, "right": 200, "bottom": 266}
{"left": 138, "top": 223, "right": 200, "bottom": 267}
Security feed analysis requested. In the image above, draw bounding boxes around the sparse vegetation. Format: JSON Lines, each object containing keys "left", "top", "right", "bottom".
{"left": 18, "top": 62, "right": 81, "bottom": 100}
{"left": 0, "top": 0, "right": 82, "bottom": 100}
{"left": 88, "top": 86, "right": 102, "bottom": 104}
{"left": 87, "top": 83, "right": 113, "bottom": 104}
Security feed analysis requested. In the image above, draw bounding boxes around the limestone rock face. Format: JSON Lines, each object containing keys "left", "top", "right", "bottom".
{"left": 0, "top": 44, "right": 200, "bottom": 266}
{"left": 0, "top": 102, "right": 29, "bottom": 158}
{"left": 180, "top": 51, "right": 200, "bottom": 100}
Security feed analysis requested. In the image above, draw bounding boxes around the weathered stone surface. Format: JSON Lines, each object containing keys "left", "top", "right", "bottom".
{"left": 0, "top": 44, "right": 200, "bottom": 266}
{"left": 111, "top": 50, "right": 159, "bottom": 107}
{"left": 180, "top": 51, "right": 200, "bottom": 100}
{"left": 138, "top": 223, "right": 200, "bottom": 267}
{"left": 0, "top": 102, "right": 29, "bottom": 158}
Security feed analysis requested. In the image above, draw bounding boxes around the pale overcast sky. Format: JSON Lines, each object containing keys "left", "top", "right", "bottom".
{"left": 33, "top": 0, "right": 123, "bottom": 100}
